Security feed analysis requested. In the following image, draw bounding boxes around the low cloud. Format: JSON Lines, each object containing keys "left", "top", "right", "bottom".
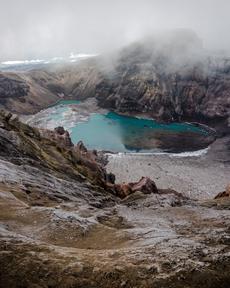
{"left": 0, "top": 0, "right": 230, "bottom": 61}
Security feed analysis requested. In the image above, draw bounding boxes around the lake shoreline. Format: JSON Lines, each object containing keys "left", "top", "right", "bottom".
{"left": 106, "top": 135, "right": 230, "bottom": 200}
{"left": 22, "top": 97, "right": 216, "bottom": 153}
{"left": 21, "top": 96, "right": 223, "bottom": 135}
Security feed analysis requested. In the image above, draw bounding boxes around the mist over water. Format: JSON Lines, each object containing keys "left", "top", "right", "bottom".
{"left": 0, "top": 0, "right": 230, "bottom": 62}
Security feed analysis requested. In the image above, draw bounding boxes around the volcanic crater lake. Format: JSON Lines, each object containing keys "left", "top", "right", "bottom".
{"left": 28, "top": 100, "right": 211, "bottom": 153}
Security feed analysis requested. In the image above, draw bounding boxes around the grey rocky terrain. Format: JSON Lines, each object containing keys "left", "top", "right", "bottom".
{"left": 0, "top": 110, "right": 230, "bottom": 287}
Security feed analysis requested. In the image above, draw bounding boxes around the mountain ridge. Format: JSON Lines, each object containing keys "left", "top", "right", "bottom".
{"left": 0, "top": 42, "right": 229, "bottom": 136}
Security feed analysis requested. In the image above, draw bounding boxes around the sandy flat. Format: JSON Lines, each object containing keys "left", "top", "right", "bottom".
{"left": 106, "top": 137, "right": 230, "bottom": 199}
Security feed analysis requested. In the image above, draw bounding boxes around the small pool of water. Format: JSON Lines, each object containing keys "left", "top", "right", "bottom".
{"left": 27, "top": 100, "right": 211, "bottom": 153}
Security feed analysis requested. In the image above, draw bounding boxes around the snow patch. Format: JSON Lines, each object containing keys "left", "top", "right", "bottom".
{"left": 1, "top": 59, "right": 45, "bottom": 66}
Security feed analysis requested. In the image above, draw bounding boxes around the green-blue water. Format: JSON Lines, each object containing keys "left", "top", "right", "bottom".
{"left": 70, "top": 112, "right": 208, "bottom": 152}
{"left": 47, "top": 100, "right": 209, "bottom": 153}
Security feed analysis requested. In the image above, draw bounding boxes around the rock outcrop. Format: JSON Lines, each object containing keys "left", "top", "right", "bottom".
{"left": 0, "top": 110, "right": 160, "bottom": 197}
{"left": 113, "top": 176, "right": 158, "bottom": 198}
{"left": 0, "top": 110, "right": 111, "bottom": 188}
{"left": 214, "top": 184, "right": 230, "bottom": 199}
{"left": 40, "top": 126, "right": 73, "bottom": 148}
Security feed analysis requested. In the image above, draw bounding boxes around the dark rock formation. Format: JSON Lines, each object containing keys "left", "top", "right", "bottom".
{"left": 93, "top": 44, "right": 230, "bottom": 134}
{"left": 214, "top": 184, "right": 230, "bottom": 199}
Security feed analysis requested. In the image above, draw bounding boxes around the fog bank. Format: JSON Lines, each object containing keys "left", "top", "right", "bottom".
{"left": 0, "top": 0, "right": 229, "bottom": 61}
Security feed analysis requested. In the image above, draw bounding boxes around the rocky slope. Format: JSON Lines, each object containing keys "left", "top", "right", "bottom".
{"left": 95, "top": 47, "right": 230, "bottom": 131}
{"left": 0, "top": 111, "right": 230, "bottom": 287}
{"left": 0, "top": 71, "right": 59, "bottom": 114}
{"left": 0, "top": 61, "right": 102, "bottom": 115}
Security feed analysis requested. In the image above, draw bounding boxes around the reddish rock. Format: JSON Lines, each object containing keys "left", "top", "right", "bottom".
{"left": 130, "top": 176, "right": 158, "bottom": 194}
{"left": 214, "top": 185, "right": 230, "bottom": 199}
{"left": 114, "top": 183, "right": 132, "bottom": 198}
{"left": 114, "top": 177, "right": 158, "bottom": 199}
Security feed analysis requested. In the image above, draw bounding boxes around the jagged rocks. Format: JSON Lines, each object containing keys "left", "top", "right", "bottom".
{"left": 0, "top": 110, "right": 107, "bottom": 185}
{"left": 40, "top": 126, "right": 74, "bottom": 148}
{"left": 76, "top": 140, "right": 88, "bottom": 152}
{"left": 73, "top": 140, "right": 115, "bottom": 186}
{"left": 129, "top": 176, "right": 158, "bottom": 194}
{"left": 0, "top": 110, "right": 162, "bottom": 199}
{"left": 114, "top": 176, "right": 158, "bottom": 198}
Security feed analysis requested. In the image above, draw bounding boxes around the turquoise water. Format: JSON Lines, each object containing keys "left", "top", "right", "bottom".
{"left": 47, "top": 101, "right": 209, "bottom": 153}
{"left": 70, "top": 113, "right": 208, "bottom": 152}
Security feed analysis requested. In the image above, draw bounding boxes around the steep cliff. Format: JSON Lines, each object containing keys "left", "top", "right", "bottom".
{"left": 94, "top": 43, "right": 230, "bottom": 133}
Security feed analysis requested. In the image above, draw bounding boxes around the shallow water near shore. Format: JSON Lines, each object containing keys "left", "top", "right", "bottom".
{"left": 25, "top": 100, "right": 212, "bottom": 153}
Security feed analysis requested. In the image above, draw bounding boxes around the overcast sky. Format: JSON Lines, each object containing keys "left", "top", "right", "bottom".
{"left": 0, "top": 0, "right": 229, "bottom": 61}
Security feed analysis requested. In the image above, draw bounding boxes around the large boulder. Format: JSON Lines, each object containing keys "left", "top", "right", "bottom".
{"left": 129, "top": 176, "right": 158, "bottom": 194}
{"left": 114, "top": 176, "right": 158, "bottom": 198}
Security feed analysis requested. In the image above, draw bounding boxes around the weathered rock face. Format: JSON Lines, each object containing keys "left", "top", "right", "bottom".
{"left": 0, "top": 73, "right": 29, "bottom": 103}
{"left": 0, "top": 62, "right": 103, "bottom": 114}
{"left": 93, "top": 44, "right": 230, "bottom": 133}
{"left": 0, "top": 110, "right": 113, "bottom": 188}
